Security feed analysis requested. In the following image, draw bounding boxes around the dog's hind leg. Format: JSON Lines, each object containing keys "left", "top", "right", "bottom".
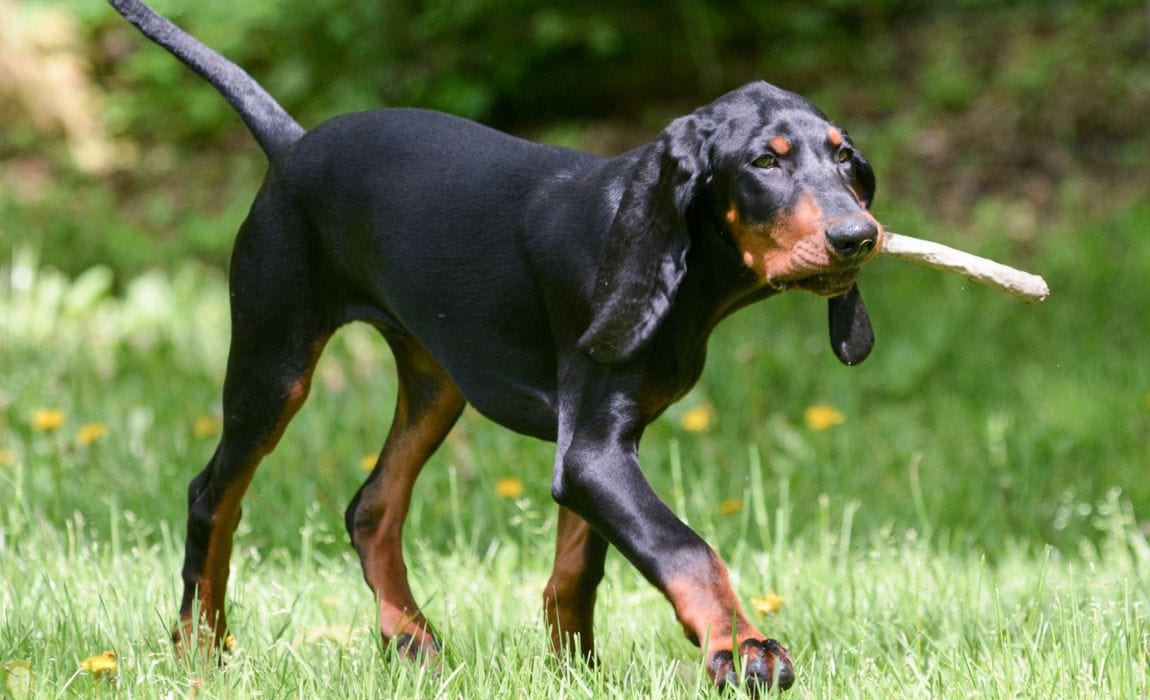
{"left": 544, "top": 506, "right": 608, "bottom": 662}
{"left": 176, "top": 213, "right": 336, "bottom": 649}
{"left": 345, "top": 333, "right": 465, "bottom": 660}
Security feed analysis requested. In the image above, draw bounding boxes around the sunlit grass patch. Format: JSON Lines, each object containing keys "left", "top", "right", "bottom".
{"left": 4, "top": 199, "right": 1150, "bottom": 696}
{"left": 1, "top": 485, "right": 1147, "bottom": 697}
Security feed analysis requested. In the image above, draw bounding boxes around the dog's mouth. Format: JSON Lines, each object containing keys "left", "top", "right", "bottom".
{"left": 766, "top": 264, "right": 863, "bottom": 297}
{"left": 734, "top": 216, "right": 884, "bottom": 297}
{"left": 790, "top": 269, "right": 862, "bottom": 296}
{"left": 765, "top": 229, "right": 883, "bottom": 297}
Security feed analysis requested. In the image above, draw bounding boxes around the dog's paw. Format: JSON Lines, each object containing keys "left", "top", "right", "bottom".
{"left": 708, "top": 638, "right": 794, "bottom": 693}
{"left": 171, "top": 618, "right": 234, "bottom": 663}
{"left": 387, "top": 631, "right": 441, "bottom": 664}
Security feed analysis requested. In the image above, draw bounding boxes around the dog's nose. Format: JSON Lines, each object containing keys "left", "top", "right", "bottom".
{"left": 826, "top": 218, "right": 878, "bottom": 260}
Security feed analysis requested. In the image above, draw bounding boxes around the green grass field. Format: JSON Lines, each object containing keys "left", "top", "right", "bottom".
{"left": 3, "top": 199, "right": 1150, "bottom": 697}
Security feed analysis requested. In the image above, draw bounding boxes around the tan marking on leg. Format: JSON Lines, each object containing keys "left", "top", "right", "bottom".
{"left": 661, "top": 551, "right": 795, "bottom": 688}
{"left": 181, "top": 337, "right": 329, "bottom": 648}
{"left": 193, "top": 480, "right": 248, "bottom": 638}
{"left": 662, "top": 552, "right": 761, "bottom": 649}
{"left": 544, "top": 507, "right": 606, "bottom": 661}
{"left": 350, "top": 337, "right": 464, "bottom": 660}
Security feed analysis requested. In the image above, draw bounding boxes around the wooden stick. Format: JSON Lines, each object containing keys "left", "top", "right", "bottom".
{"left": 879, "top": 232, "right": 1050, "bottom": 302}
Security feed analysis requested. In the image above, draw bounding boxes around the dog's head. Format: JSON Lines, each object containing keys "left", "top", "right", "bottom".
{"left": 578, "top": 81, "right": 882, "bottom": 366}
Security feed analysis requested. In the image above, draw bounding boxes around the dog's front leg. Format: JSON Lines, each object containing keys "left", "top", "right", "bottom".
{"left": 550, "top": 364, "right": 795, "bottom": 692}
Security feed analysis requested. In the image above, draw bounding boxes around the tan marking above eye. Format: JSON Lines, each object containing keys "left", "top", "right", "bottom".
{"left": 827, "top": 128, "right": 843, "bottom": 147}
{"left": 768, "top": 136, "right": 791, "bottom": 155}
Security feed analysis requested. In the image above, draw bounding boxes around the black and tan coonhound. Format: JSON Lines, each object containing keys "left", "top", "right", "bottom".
{"left": 110, "top": 0, "right": 886, "bottom": 691}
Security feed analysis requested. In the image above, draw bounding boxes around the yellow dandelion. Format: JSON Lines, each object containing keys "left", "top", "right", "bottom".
{"left": 76, "top": 422, "right": 109, "bottom": 446}
{"left": 33, "top": 408, "right": 65, "bottom": 432}
{"left": 494, "top": 477, "right": 524, "bottom": 499}
{"left": 360, "top": 454, "right": 378, "bottom": 471}
{"left": 719, "top": 497, "right": 744, "bottom": 515}
{"left": 80, "top": 650, "right": 117, "bottom": 675}
{"left": 224, "top": 634, "right": 237, "bottom": 651}
{"left": 750, "top": 592, "right": 785, "bottom": 616}
{"left": 192, "top": 416, "right": 219, "bottom": 438}
{"left": 804, "top": 404, "right": 845, "bottom": 432}
{"left": 680, "top": 404, "right": 714, "bottom": 432}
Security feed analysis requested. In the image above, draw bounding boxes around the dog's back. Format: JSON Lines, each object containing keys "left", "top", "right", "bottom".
{"left": 271, "top": 108, "right": 610, "bottom": 437}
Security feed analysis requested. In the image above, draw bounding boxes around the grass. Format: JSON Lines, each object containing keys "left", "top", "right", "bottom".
{"left": 3, "top": 199, "right": 1150, "bottom": 697}
{"left": 2, "top": 489, "right": 1147, "bottom": 697}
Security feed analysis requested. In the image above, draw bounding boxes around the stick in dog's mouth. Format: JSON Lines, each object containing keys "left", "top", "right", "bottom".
{"left": 878, "top": 232, "right": 1050, "bottom": 303}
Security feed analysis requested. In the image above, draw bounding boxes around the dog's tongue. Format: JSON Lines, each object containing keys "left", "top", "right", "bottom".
{"left": 827, "top": 284, "right": 873, "bottom": 365}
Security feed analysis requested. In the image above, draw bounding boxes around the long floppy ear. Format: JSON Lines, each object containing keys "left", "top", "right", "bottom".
{"left": 828, "top": 283, "right": 874, "bottom": 365}
{"left": 577, "top": 116, "right": 710, "bottom": 365}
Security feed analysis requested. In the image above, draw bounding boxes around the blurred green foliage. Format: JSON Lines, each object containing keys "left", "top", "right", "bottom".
{"left": 3, "top": 0, "right": 1148, "bottom": 279}
{"left": 82, "top": 0, "right": 1150, "bottom": 137}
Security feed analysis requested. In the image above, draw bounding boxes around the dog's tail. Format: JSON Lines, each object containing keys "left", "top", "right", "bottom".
{"left": 108, "top": 0, "right": 304, "bottom": 160}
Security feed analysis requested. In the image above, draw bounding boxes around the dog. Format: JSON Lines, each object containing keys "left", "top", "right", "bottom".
{"left": 109, "top": 0, "right": 886, "bottom": 691}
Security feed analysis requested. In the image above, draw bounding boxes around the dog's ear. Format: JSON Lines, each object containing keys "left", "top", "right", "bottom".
{"left": 577, "top": 115, "right": 710, "bottom": 365}
{"left": 828, "top": 284, "right": 874, "bottom": 365}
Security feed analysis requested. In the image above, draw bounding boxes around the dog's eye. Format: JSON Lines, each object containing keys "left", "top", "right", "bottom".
{"left": 836, "top": 148, "right": 854, "bottom": 164}
{"left": 751, "top": 154, "right": 778, "bottom": 169}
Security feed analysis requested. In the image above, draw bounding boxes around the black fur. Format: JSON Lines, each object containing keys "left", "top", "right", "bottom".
{"left": 109, "top": 0, "right": 886, "bottom": 692}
